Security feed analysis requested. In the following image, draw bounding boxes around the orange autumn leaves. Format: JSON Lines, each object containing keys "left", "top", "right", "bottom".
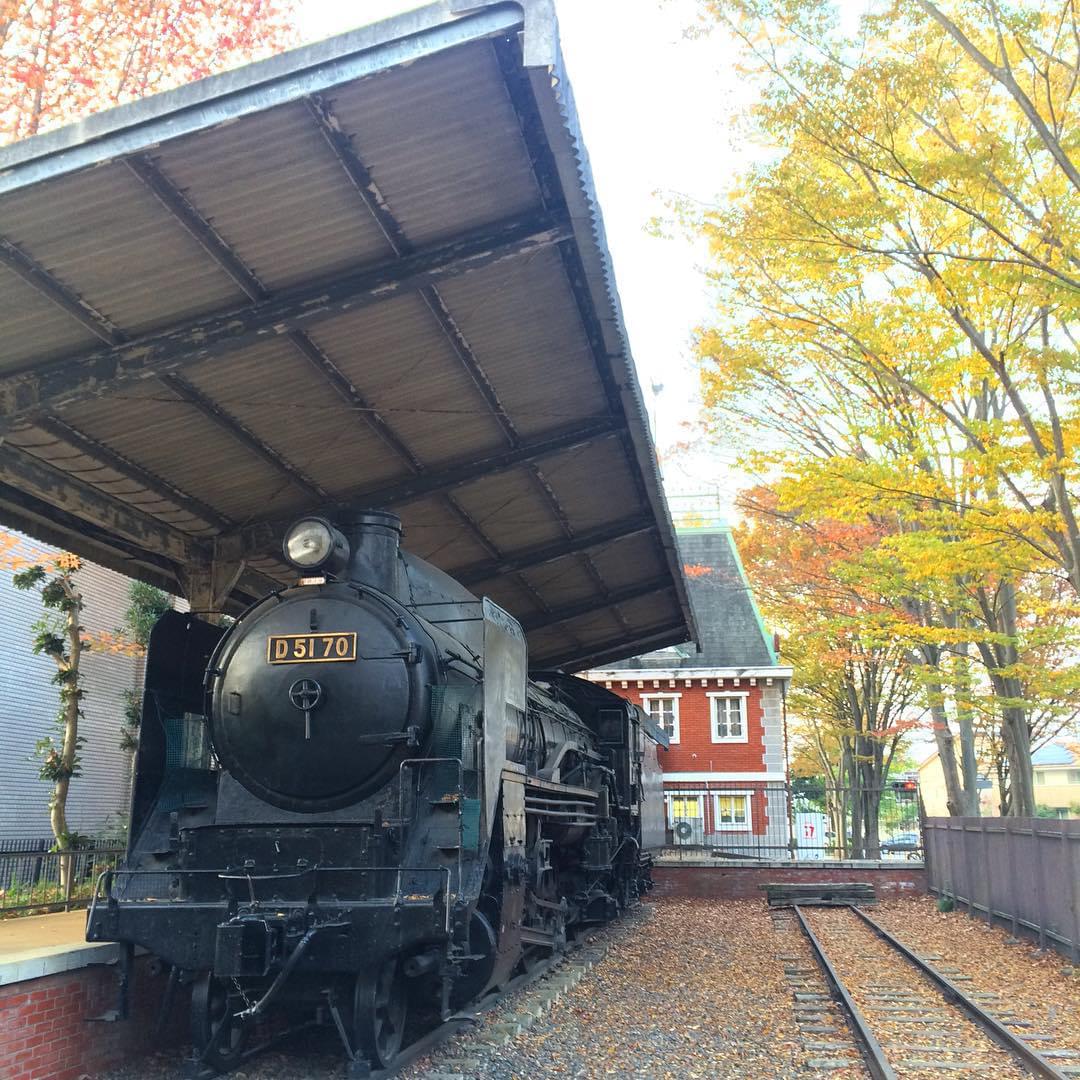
{"left": 0, "top": 0, "right": 296, "bottom": 144}
{"left": 0, "top": 532, "right": 143, "bottom": 656}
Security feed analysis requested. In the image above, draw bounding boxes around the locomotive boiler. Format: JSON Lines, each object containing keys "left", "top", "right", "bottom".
{"left": 87, "top": 510, "right": 665, "bottom": 1074}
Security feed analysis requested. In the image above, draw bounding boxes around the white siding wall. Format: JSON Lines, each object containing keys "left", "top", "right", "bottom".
{"left": 0, "top": 533, "right": 142, "bottom": 843}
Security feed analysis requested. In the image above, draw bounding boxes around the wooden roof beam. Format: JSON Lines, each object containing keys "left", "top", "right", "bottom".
{"left": 522, "top": 579, "right": 673, "bottom": 633}
{"left": 0, "top": 443, "right": 200, "bottom": 565}
{"left": 160, "top": 373, "right": 329, "bottom": 501}
{"left": 306, "top": 93, "right": 518, "bottom": 444}
{"left": 0, "top": 237, "right": 124, "bottom": 346}
{"left": 127, "top": 154, "right": 426, "bottom": 478}
{"left": 231, "top": 416, "right": 624, "bottom": 550}
{"left": 457, "top": 515, "right": 656, "bottom": 584}
{"left": 0, "top": 208, "right": 572, "bottom": 430}
{"left": 30, "top": 415, "right": 231, "bottom": 532}
{"left": 537, "top": 620, "right": 689, "bottom": 673}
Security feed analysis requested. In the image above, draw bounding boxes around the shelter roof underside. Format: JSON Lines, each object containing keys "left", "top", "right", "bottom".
{"left": 0, "top": 4, "right": 693, "bottom": 671}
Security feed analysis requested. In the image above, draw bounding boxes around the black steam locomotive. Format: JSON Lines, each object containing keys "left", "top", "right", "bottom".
{"left": 87, "top": 510, "right": 665, "bottom": 1073}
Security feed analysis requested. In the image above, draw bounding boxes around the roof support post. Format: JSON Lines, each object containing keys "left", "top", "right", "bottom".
{"left": 179, "top": 536, "right": 255, "bottom": 615}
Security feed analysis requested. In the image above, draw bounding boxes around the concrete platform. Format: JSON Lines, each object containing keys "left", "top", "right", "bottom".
{"left": 0, "top": 912, "right": 181, "bottom": 1080}
{"left": 0, "top": 910, "right": 119, "bottom": 985}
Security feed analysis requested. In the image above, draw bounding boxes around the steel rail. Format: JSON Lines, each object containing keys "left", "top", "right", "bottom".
{"left": 848, "top": 904, "right": 1067, "bottom": 1080}
{"left": 792, "top": 905, "right": 897, "bottom": 1080}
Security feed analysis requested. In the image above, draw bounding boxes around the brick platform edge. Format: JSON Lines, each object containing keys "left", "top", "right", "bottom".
{"left": 652, "top": 863, "right": 927, "bottom": 901}
{"left": 0, "top": 956, "right": 187, "bottom": 1080}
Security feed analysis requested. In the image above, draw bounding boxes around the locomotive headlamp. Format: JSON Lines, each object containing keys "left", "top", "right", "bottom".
{"left": 283, "top": 517, "right": 350, "bottom": 575}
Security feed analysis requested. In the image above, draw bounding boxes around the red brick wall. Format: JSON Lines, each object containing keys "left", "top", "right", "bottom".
{"left": 601, "top": 677, "right": 769, "bottom": 775}
{"left": 652, "top": 865, "right": 927, "bottom": 901}
{"left": 0, "top": 957, "right": 187, "bottom": 1080}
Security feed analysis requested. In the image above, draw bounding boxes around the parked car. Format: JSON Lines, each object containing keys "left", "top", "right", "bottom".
{"left": 880, "top": 831, "right": 921, "bottom": 855}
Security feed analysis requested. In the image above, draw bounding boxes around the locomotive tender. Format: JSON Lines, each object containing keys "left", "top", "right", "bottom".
{"left": 88, "top": 510, "right": 665, "bottom": 1072}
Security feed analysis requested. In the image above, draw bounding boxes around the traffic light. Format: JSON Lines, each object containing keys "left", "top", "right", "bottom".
{"left": 889, "top": 779, "right": 918, "bottom": 793}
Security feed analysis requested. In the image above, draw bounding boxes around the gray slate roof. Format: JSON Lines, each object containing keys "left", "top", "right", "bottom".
{"left": 604, "top": 529, "right": 778, "bottom": 671}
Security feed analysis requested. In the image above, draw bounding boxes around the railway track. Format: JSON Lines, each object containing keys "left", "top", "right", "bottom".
{"left": 784, "top": 903, "right": 1072, "bottom": 1079}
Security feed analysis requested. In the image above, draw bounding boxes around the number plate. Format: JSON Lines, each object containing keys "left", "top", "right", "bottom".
{"left": 266, "top": 632, "right": 357, "bottom": 664}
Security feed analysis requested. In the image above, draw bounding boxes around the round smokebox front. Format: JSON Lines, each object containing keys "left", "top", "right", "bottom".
{"left": 210, "top": 591, "right": 433, "bottom": 811}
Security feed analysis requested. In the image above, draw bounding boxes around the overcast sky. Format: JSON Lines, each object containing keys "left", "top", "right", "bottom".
{"left": 299, "top": 0, "right": 752, "bottom": 519}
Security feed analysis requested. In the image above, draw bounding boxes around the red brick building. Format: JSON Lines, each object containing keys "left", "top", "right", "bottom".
{"left": 584, "top": 527, "right": 792, "bottom": 853}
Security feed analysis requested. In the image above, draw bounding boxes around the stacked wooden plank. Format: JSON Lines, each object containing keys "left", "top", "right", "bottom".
{"left": 761, "top": 882, "right": 877, "bottom": 907}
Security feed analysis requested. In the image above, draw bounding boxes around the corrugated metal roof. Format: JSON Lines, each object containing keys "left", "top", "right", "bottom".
{"left": 0, "top": 0, "right": 695, "bottom": 670}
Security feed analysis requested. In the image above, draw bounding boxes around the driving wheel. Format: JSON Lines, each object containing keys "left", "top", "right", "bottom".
{"left": 352, "top": 958, "right": 407, "bottom": 1068}
{"left": 191, "top": 973, "right": 248, "bottom": 1073}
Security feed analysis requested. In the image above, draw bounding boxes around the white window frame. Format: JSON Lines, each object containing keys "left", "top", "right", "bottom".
{"left": 711, "top": 790, "right": 753, "bottom": 831}
{"left": 641, "top": 692, "right": 681, "bottom": 744}
{"left": 707, "top": 692, "right": 749, "bottom": 744}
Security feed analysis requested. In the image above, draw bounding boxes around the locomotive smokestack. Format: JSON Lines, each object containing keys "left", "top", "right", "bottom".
{"left": 343, "top": 509, "right": 404, "bottom": 600}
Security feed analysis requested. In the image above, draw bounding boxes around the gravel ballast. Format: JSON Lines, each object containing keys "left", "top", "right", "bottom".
{"left": 872, "top": 898, "right": 1080, "bottom": 1058}
{"left": 101, "top": 899, "right": 827, "bottom": 1079}
{"left": 97, "top": 895, "right": 1080, "bottom": 1079}
{"left": 410, "top": 899, "right": 841, "bottom": 1078}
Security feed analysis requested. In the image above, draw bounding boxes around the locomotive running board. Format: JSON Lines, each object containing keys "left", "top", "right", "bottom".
{"left": 501, "top": 766, "right": 598, "bottom": 800}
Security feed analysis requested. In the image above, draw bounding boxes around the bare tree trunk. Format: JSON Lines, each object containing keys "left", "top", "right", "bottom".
{"left": 995, "top": 746, "right": 1011, "bottom": 816}
{"left": 863, "top": 783, "right": 883, "bottom": 858}
{"left": 53, "top": 580, "right": 82, "bottom": 892}
{"left": 975, "top": 582, "right": 1034, "bottom": 817}
{"left": 839, "top": 742, "right": 854, "bottom": 858}
{"left": 998, "top": 583, "right": 1035, "bottom": 817}
{"left": 1002, "top": 707, "right": 1035, "bottom": 817}
{"left": 928, "top": 694, "right": 965, "bottom": 816}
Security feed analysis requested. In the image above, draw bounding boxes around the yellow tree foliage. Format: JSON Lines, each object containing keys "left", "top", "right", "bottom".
{"left": 690, "top": 0, "right": 1080, "bottom": 815}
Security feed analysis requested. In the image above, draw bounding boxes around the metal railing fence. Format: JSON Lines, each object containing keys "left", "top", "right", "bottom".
{"left": 0, "top": 841, "right": 125, "bottom": 915}
{"left": 661, "top": 781, "right": 923, "bottom": 862}
{"left": 924, "top": 816, "right": 1080, "bottom": 963}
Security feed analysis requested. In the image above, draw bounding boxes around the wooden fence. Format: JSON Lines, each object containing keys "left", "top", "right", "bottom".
{"left": 923, "top": 816, "right": 1080, "bottom": 962}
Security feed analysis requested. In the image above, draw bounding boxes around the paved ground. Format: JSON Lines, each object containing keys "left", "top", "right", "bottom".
{"left": 0, "top": 909, "right": 86, "bottom": 958}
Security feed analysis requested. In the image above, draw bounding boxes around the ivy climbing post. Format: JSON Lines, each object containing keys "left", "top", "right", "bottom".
{"left": 118, "top": 580, "right": 172, "bottom": 756}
